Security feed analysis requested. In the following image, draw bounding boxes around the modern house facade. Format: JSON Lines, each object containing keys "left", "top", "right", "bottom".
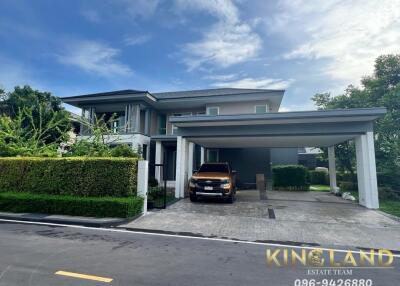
{"left": 62, "top": 88, "right": 386, "bottom": 209}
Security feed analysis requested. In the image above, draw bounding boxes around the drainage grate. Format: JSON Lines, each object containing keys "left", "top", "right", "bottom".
{"left": 267, "top": 208, "right": 276, "bottom": 219}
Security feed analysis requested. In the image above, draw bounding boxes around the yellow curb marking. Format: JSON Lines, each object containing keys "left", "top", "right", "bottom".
{"left": 55, "top": 271, "right": 113, "bottom": 283}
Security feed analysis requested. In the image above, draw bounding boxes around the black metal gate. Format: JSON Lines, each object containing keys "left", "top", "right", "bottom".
{"left": 147, "top": 163, "right": 167, "bottom": 209}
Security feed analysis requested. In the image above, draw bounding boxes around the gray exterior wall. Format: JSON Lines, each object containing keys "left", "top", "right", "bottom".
{"left": 206, "top": 100, "right": 276, "bottom": 115}
{"left": 165, "top": 108, "right": 205, "bottom": 135}
{"left": 270, "top": 148, "right": 298, "bottom": 166}
{"left": 218, "top": 148, "right": 271, "bottom": 187}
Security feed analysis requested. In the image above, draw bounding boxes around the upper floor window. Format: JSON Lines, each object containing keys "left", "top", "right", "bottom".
{"left": 158, "top": 114, "right": 167, "bottom": 134}
{"left": 255, "top": 104, "right": 268, "bottom": 114}
{"left": 206, "top": 106, "right": 219, "bottom": 116}
{"left": 112, "top": 120, "right": 119, "bottom": 134}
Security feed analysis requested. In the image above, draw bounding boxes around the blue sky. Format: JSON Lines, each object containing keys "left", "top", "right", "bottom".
{"left": 0, "top": 0, "right": 399, "bottom": 114}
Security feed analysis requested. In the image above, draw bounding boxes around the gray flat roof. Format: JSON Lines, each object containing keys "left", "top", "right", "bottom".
{"left": 168, "top": 107, "right": 386, "bottom": 148}
{"left": 153, "top": 88, "right": 284, "bottom": 99}
{"left": 62, "top": 89, "right": 148, "bottom": 99}
{"left": 60, "top": 88, "right": 284, "bottom": 109}
{"left": 170, "top": 107, "right": 386, "bottom": 126}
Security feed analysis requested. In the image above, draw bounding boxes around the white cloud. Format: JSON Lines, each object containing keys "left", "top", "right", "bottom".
{"left": 279, "top": 106, "right": 291, "bottom": 112}
{"left": 203, "top": 73, "right": 238, "bottom": 81}
{"left": 212, "top": 77, "right": 293, "bottom": 90}
{"left": 121, "top": 0, "right": 160, "bottom": 19}
{"left": 271, "top": 0, "right": 400, "bottom": 83}
{"left": 175, "top": 0, "right": 239, "bottom": 23}
{"left": 123, "top": 34, "right": 151, "bottom": 46}
{"left": 177, "top": 0, "right": 262, "bottom": 70}
{"left": 57, "top": 40, "right": 132, "bottom": 77}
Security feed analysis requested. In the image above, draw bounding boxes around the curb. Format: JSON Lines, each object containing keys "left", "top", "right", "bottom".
{"left": 0, "top": 213, "right": 138, "bottom": 228}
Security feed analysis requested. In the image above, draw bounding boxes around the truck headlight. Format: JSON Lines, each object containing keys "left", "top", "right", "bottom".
{"left": 220, "top": 179, "right": 231, "bottom": 189}
{"left": 189, "top": 179, "right": 196, "bottom": 188}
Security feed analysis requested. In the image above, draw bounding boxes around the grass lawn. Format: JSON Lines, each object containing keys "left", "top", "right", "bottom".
{"left": 309, "top": 186, "right": 400, "bottom": 218}
{"left": 347, "top": 191, "right": 400, "bottom": 218}
{"left": 380, "top": 200, "right": 400, "bottom": 218}
{"left": 310, "top": 185, "right": 330, "bottom": 192}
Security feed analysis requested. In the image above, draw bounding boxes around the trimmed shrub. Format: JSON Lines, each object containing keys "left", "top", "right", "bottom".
{"left": 110, "top": 144, "right": 140, "bottom": 158}
{"left": 148, "top": 177, "right": 159, "bottom": 187}
{"left": 0, "top": 192, "right": 143, "bottom": 218}
{"left": 273, "top": 165, "right": 310, "bottom": 191}
{"left": 379, "top": 186, "right": 400, "bottom": 201}
{"left": 338, "top": 181, "right": 358, "bottom": 191}
{"left": 337, "top": 173, "right": 356, "bottom": 183}
{"left": 309, "top": 170, "right": 329, "bottom": 185}
{"left": 0, "top": 157, "right": 137, "bottom": 197}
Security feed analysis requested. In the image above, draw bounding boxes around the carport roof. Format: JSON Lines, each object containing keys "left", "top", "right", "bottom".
{"left": 169, "top": 107, "right": 386, "bottom": 127}
{"left": 168, "top": 107, "right": 386, "bottom": 148}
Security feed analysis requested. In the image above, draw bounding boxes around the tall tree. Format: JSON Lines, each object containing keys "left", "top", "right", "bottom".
{"left": 312, "top": 54, "right": 400, "bottom": 185}
{"left": 0, "top": 85, "right": 70, "bottom": 143}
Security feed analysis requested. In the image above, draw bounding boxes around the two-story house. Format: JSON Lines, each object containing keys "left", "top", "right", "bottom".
{"left": 62, "top": 88, "right": 386, "bottom": 209}
{"left": 62, "top": 88, "right": 291, "bottom": 187}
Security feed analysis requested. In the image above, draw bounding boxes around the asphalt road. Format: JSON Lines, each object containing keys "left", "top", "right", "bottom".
{"left": 0, "top": 221, "right": 399, "bottom": 286}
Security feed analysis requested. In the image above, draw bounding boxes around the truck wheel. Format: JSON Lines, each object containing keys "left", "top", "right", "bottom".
{"left": 190, "top": 194, "right": 197, "bottom": 202}
{"left": 226, "top": 193, "right": 234, "bottom": 204}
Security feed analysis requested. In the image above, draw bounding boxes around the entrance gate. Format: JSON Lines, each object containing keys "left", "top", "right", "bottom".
{"left": 148, "top": 163, "right": 168, "bottom": 209}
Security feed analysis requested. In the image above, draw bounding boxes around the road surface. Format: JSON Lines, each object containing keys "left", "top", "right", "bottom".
{"left": 0, "top": 220, "right": 398, "bottom": 285}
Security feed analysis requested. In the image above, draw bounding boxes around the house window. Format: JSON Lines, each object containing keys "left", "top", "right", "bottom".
{"left": 142, "top": 144, "right": 148, "bottom": 160}
{"left": 255, "top": 104, "right": 268, "bottom": 114}
{"left": 158, "top": 114, "right": 167, "bottom": 134}
{"left": 112, "top": 120, "right": 119, "bottom": 133}
{"left": 206, "top": 106, "right": 219, "bottom": 116}
{"left": 207, "top": 149, "right": 219, "bottom": 162}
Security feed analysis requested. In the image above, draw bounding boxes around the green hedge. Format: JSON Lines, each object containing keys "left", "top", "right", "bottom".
{"left": 339, "top": 181, "right": 358, "bottom": 191}
{"left": 0, "top": 157, "right": 137, "bottom": 197}
{"left": 0, "top": 192, "right": 143, "bottom": 218}
{"left": 309, "top": 170, "right": 329, "bottom": 185}
{"left": 273, "top": 165, "right": 310, "bottom": 191}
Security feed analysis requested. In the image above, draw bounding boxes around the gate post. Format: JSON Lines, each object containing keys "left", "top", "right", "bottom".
{"left": 137, "top": 160, "right": 149, "bottom": 215}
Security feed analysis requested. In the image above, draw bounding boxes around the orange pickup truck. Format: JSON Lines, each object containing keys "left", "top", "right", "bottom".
{"left": 188, "top": 162, "right": 236, "bottom": 203}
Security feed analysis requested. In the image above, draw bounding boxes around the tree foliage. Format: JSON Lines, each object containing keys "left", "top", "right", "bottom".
{"left": 0, "top": 105, "right": 68, "bottom": 156}
{"left": 0, "top": 85, "right": 71, "bottom": 144}
{"left": 312, "top": 54, "right": 400, "bottom": 184}
{"left": 68, "top": 113, "right": 140, "bottom": 158}
{"left": 0, "top": 86, "right": 71, "bottom": 157}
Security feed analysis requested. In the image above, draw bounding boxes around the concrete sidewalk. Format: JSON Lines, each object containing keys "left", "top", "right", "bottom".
{"left": 120, "top": 190, "right": 400, "bottom": 250}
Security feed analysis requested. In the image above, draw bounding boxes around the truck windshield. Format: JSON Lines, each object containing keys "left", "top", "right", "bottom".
{"left": 199, "top": 164, "right": 229, "bottom": 173}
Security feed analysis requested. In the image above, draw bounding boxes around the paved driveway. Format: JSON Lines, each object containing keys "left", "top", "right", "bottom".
{"left": 120, "top": 190, "right": 400, "bottom": 250}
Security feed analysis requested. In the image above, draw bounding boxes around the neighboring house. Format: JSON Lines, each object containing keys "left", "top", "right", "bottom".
{"left": 61, "top": 88, "right": 386, "bottom": 209}
{"left": 298, "top": 147, "right": 324, "bottom": 169}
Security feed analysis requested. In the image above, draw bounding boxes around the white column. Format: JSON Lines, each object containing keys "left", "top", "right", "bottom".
{"left": 328, "top": 146, "right": 337, "bottom": 193}
{"left": 144, "top": 109, "right": 151, "bottom": 135}
{"left": 155, "top": 141, "right": 163, "bottom": 185}
{"left": 175, "top": 136, "right": 188, "bottom": 198}
{"left": 200, "top": 146, "right": 205, "bottom": 165}
{"left": 188, "top": 142, "right": 194, "bottom": 180}
{"left": 133, "top": 105, "right": 140, "bottom": 132}
{"left": 137, "top": 160, "right": 149, "bottom": 215}
{"left": 355, "top": 132, "right": 379, "bottom": 209}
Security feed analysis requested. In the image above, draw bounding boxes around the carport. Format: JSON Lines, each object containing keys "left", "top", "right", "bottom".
{"left": 167, "top": 108, "right": 386, "bottom": 209}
